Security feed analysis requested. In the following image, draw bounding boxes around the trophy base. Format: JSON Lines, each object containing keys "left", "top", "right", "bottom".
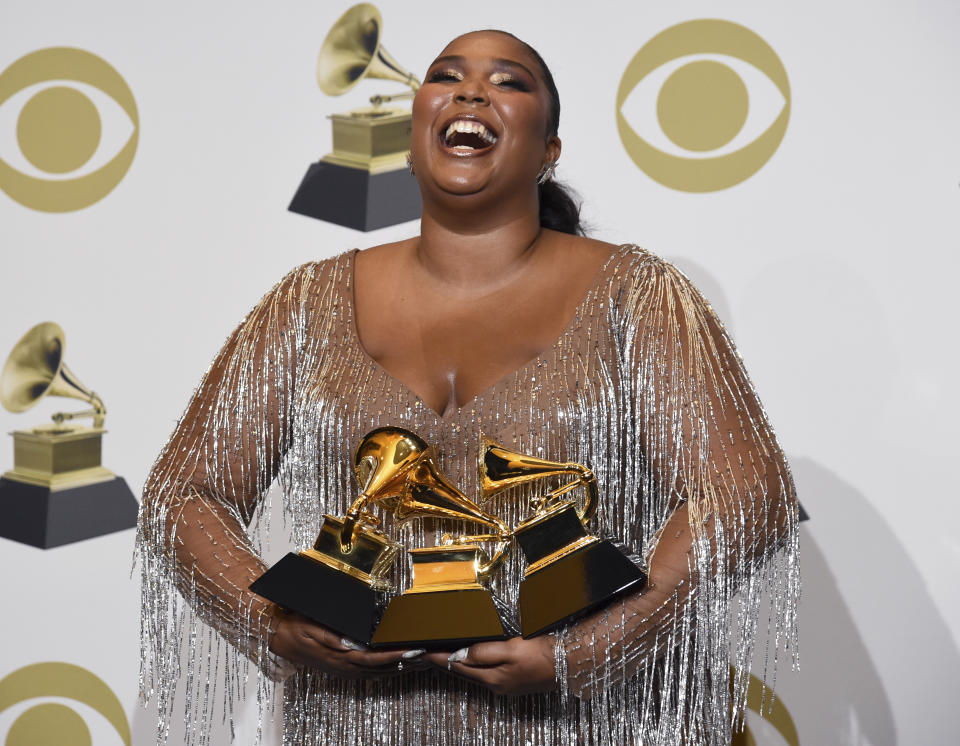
{"left": 250, "top": 552, "right": 382, "bottom": 644}
{"left": 371, "top": 588, "right": 510, "bottom": 649}
{"left": 288, "top": 160, "right": 421, "bottom": 231}
{"left": 0, "top": 475, "right": 137, "bottom": 549}
{"left": 519, "top": 540, "right": 648, "bottom": 638}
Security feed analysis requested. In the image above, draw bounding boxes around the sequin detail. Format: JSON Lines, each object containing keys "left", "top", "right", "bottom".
{"left": 136, "top": 245, "right": 799, "bottom": 745}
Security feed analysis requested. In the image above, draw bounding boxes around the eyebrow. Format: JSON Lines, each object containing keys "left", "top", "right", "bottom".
{"left": 429, "top": 55, "right": 537, "bottom": 81}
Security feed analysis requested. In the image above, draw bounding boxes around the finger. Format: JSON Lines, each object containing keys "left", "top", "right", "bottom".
{"left": 344, "top": 648, "right": 416, "bottom": 669}
{"left": 456, "top": 640, "right": 513, "bottom": 667}
{"left": 292, "top": 620, "right": 349, "bottom": 652}
{"left": 446, "top": 660, "right": 502, "bottom": 688}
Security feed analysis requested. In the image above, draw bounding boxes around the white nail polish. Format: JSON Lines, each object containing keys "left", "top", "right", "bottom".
{"left": 340, "top": 637, "right": 366, "bottom": 651}
{"left": 402, "top": 648, "right": 427, "bottom": 660}
{"left": 447, "top": 647, "right": 469, "bottom": 663}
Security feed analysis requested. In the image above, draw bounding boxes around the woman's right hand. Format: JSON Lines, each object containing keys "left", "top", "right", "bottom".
{"left": 268, "top": 609, "right": 425, "bottom": 678}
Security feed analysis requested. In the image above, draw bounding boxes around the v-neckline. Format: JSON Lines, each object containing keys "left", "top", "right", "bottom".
{"left": 346, "top": 244, "right": 628, "bottom": 421}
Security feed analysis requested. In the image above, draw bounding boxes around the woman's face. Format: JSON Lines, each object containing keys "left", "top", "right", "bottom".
{"left": 410, "top": 31, "right": 561, "bottom": 201}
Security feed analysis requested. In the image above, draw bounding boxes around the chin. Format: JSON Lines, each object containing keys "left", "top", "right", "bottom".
{"left": 431, "top": 171, "right": 490, "bottom": 198}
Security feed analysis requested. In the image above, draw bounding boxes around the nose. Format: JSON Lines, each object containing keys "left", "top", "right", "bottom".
{"left": 454, "top": 78, "right": 488, "bottom": 105}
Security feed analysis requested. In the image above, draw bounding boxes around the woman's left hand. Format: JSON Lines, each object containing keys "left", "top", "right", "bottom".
{"left": 423, "top": 635, "right": 559, "bottom": 696}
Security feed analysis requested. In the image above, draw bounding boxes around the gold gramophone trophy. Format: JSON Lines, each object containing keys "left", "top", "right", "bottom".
{"left": 250, "top": 427, "right": 414, "bottom": 644}
{"left": 250, "top": 427, "right": 512, "bottom": 646}
{"left": 0, "top": 322, "right": 137, "bottom": 548}
{"left": 480, "top": 438, "right": 648, "bottom": 637}
{"left": 370, "top": 448, "right": 514, "bottom": 648}
{"left": 288, "top": 3, "right": 422, "bottom": 231}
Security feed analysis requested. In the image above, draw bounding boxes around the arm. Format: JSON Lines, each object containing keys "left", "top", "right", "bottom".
{"left": 137, "top": 266, "right": 311, "bottom": 684}
{"left": 560, "top": 255, "right": 799, "bottom": 728}
{"left": 137, "top": 262, "right": 420, "bottom": 704}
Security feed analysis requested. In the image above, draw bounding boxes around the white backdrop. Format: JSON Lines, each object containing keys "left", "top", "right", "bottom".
{"left": 1, "top": 1, "right": 958, "bottom": 743}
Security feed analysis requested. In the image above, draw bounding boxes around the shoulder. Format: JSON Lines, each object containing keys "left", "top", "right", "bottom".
{"left": 606, "top": 245, "right": 695, "bottom": 286}
{"left": 266, "top": 250, "right": 357, "bottom": 299}
{"left": 602, "top": 245, "right": 717, "bottom": 322}
{"left": 354, "top": 236, "right": 417, "bottom": 276}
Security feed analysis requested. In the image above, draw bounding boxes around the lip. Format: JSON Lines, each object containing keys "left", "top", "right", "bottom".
{"left": 436, "top": 113, "right": 500, "bottom": 156}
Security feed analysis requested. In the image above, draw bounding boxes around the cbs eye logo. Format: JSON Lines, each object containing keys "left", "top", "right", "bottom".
{"left": 616, "top": 20, "right": 789, "bottom": 192}
{"left": 0, "top": 662, "right": 130, "bottom": 746}
{"left": 0, "top": 47, "right": 138, "bottom": 212}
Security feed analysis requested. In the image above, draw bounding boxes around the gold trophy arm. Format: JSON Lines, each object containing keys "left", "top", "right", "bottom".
{"left": 440, "top": 510, "right": 511, "bottom": 581}
{"left": 476, "top": 537, "right": 510, "bottom": 581}
{"left": 51, "top": 390, "right": 106, "bottom": 429}
{"left": 339, "top": 494, "right": 379, "bottom": 553}
{"left": 538, "top": 464, "right": 598, "bottom": 525}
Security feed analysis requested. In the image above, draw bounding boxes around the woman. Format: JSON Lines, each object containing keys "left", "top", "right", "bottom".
{"left": 138, "top": 29, "right": 799, "bottom": 746}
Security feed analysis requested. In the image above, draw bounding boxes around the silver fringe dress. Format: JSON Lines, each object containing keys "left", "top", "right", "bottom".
{"left": 136, "top": 244, "right": 800, "bottom": 745}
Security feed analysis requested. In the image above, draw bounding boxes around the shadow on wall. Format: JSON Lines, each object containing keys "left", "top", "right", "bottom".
{"left": 786, "top": 457, "right": 960, "bottom": 746}
{"left": 672, "top": 255, "right": 960, "bottom": 744}
{"left": 784, "top": 458, "right": 897, "bottom": 745}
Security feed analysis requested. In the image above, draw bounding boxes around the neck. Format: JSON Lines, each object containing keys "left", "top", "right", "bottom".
{"left": 416, "top": 191, "right": 544, "bottom": 292}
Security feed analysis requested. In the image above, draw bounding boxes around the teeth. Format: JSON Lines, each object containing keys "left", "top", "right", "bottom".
{"left": 444, "top": 119, "right": 498, "bottom": 147}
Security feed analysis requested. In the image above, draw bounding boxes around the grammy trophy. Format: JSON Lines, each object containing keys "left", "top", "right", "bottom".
{"left": 479, "top": 438, "right": 648, "bottom": 637}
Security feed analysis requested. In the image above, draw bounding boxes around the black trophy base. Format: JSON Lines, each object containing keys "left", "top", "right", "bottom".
{"left": 519, "top": 540, "right": 648, "bottom": 638}
{"left": 250, "top": 552, "right": 381, "bottom": 644}
{"left": 0, "top": 476, "right": 138, "bottom": 549}
{"left": 288, "top": 161, "right": 421, "bottom": 231}
{"left": 371, "top": 588, "right": 510, "bottom": 649}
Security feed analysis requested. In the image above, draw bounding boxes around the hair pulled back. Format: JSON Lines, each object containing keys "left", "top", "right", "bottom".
{"left": 485, "top": 31, "right": 584, "bottom": 236}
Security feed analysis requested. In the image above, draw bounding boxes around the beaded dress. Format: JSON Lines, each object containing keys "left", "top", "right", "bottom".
{"left": 136, "top": 244, "right": 799, "bottom": 746}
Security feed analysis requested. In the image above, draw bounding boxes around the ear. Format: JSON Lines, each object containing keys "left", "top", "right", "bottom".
{"left": 545, "top": 135, "right": 562, "bottom": 164}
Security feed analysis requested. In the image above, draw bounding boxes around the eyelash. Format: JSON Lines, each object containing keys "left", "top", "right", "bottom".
{"left": 491, "top": 74, "right": 529, "bottom": 91}
{"left": 428, "top": 69, "right": 462, "bottom": 83}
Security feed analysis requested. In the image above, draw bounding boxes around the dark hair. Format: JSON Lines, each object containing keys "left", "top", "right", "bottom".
{"left": 483, "top": 30, "right": 584, "bottom": 236}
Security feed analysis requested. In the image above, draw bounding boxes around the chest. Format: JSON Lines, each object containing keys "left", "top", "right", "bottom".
{"left": 357, "top": 278, "right": 595, "bottom": 418}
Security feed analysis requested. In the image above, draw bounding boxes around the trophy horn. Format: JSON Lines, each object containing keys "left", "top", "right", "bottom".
{"left": 479, "top": 437, "right": 597, "bottom": 524}
{"left": 340, "top": 426, "right": 431, "bottom": 551}
{"left": 370, "top": 440, "right": 514, "bottom": 649}
{"left": 0, "top": 322, "right": 106, "bottom": 428}
{"left": 316, "top": 3, "right": 421, "bottom": 100}
{"left": 395, "top": 452, "right": 509, "bottom": 580}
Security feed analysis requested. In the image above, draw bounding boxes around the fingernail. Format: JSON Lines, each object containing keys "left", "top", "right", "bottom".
{"left": 341, "top": 637, "right": 367, "bottom": 651}
{"left": 402, "top": 648, "right": 427, "bottom": 660}
{"left": 447, "top": 647, "right": 469, "bottom": 663}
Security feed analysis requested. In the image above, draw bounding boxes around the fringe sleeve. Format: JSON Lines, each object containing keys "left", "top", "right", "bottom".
{"left": 558, "top": 252, "right": 800, "bottom": 744}
{"left": 135, "top": 262, "right": 322, "bottom": 744}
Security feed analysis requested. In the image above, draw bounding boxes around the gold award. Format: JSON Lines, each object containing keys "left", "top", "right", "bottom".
{"left": 480, "top": 438, "right": 648, "bottom": 637}
{"left": 251, "top": 427, "right": 512, "bottom": 646}
{"left": 0, "top": 322, "right": 138, "bottom": 548}
{"left": 370, "top": 434, "right": 513, "bottom": 648}
{"left": 288, "top": 3, "right": 422, "bottom": 231}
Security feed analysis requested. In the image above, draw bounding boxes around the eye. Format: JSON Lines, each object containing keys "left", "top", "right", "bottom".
{"left": 427, "top": 69, "right": 463, "bottom": 83}
{"left": 490, "top": 73, "right": 528, "bottom": 91}
{"left": 0, "top": 662, "right": 131, "bottom": 746}
{"left": 615, "top": 20, "right": 789, "bottom": 192}
{"left": 0, "top": 47, "right": 139, "bottom": 212}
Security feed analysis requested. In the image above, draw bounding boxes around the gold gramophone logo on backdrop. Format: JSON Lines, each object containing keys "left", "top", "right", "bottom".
{"left": 0, "top": 662, "right": 131, "bottom": 746}
{"left": 0, "top": 322, "right": 137, "bottom": 549}
{"left": 288, "top": 3, "right": 422, "bottom": 231}
{"left": 616, "top": 20, "right": 789, "bottom": 192}
{"left": 0, "top": 48, "right": 138, "bottom": 212}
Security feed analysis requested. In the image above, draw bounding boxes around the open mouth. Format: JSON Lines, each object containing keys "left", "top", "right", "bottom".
{"left": 441, "top": 119, "right": 498, "bottom": 153}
